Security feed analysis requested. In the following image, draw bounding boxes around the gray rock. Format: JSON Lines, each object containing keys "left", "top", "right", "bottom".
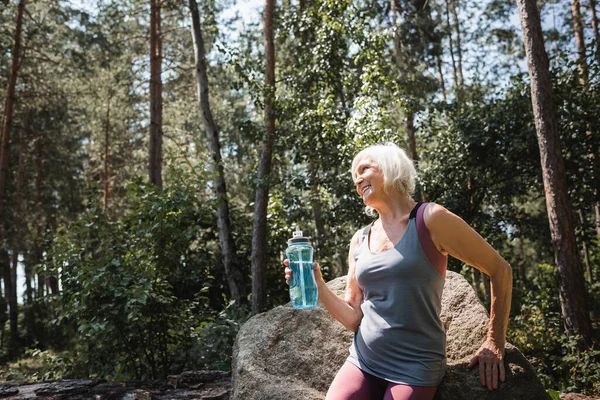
{"left": 34, "top": 379, "right": 102, "bottom": 396}
{"left": 232, "top": 271, "right": 550, "bottom": 400}
{"left": 0, "top": 384, "right": 18, "bottom": 398}
{"left": 2, "top": 372, "right": 230, "bottom": 399}
{"left": 560, "top": 394, "right": 600, "bottom": 400}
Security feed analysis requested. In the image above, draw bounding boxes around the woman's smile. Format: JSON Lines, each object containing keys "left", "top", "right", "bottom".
{"left": 354, "top": 159, "right": 384, "bottom": 202}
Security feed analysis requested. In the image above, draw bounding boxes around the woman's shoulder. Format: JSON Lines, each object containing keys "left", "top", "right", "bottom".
{"left": 421, "top": 202, "right": 464, "bottom": 232}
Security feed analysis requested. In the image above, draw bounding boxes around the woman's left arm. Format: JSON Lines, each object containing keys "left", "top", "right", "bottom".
{"left": 424, "top": 203, "right": 513, "bottom": 391}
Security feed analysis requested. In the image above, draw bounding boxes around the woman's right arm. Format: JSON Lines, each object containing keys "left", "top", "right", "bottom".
{"left": 286, "top": 230, "right": 364, "bottom": 332}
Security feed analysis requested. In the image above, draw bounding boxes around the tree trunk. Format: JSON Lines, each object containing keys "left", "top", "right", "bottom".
{"left": 445, "top": 0, "right": 459, "bottom": 98}
{"left": 0, "top": 290, "right": 6, "bottom": 349}
{"left": 103, "top": 89, "right": 111, "bottom": 212}
{"left": 149, "top": 0, "right": 163, "bottom": 189}
{"left": 483, "top": 272, "right": 491, "bottom": 305}
{"left": 8, "top": 128, "right": 25, "bottom": 336}
{"left": 1, "top": 250, "right": 13, "bottom": 336}
{"left": 577, "top": 209, "right": 592, "bottom": 283}
{"left": 471, "top": 266, "right": 481, "bottom": 297}
{"left": 188, "top": 0, "right": 246, "bottom": 304}
{"left": 436, "top": 53, "right": 447, "bottom": 102}
{"left": 308, "top": 159, "right": 325, "bottom": 257}
{"left": 406, "top": 112, "right": 418, "bottom": 163}
{"left": 24, "top": 259, "right": 32, "bottom": 304}
{"left": 571, "top": 0, "right": 588, "bottom": 85}
{"left": 34, "top": 137, "right": 44, "bottom": 299}
{"left": 9, "top": 250, "right": 17, "bottom": 336}
{"left": 589, "top": 0, "right": 600, "bottom": 63}
{"left": 390, "top": 0, "right": 403, "bottom": 68}
{"left": 571, "top": 1, "right": 600, "bottom": 238}
{"left": 450, "top": 0, "right": 464, "bottom": 89}
{"left": 516, "top": 0, "right": 593, "bottom": 345}
{"left": 512, "top": 226, "right": 527, "bottom": 287}
{"left": 391, "top": 1, "right": 420, "bottom": 172}
{"left": 251, "top": 0, "right": 276, "bottom": 314}
{"left": 0, "top": 0, "right": 25, "bottom": 220}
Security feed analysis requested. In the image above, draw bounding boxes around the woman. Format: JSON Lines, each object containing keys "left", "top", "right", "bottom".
{"left": 284, "top": 143, "right": 512, "bottom": 400}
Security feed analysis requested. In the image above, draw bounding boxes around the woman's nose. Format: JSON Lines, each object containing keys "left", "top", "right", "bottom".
{"left": 354, "top": 176, "right": 363, "bottom": 185}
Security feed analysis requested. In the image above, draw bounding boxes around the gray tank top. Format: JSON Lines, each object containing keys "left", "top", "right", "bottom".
{"left": 347, "top": 202, "right": 447, "bottom": 386}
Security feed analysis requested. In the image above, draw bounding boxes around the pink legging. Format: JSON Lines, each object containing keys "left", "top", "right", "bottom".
{"left": 325, "top": 362, "right": 438, "bottom": 400}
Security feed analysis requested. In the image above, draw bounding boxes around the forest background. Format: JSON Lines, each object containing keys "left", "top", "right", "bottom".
{"left": 0, "top": 0, "right": 599, "bottom": 396}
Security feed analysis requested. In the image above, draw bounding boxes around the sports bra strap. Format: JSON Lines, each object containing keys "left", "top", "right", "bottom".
{"left": 409, "top": 202, "right": 424, "bottom": 220}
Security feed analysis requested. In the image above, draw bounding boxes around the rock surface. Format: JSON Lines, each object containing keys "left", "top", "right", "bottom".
{"left": 0, "top": 371, "right": 231, "bottom": 399}
{"left": 560, "top": 394, "right": 600, "bottom": 400}
{"left": 232, "top": 271, "right": 550, "bottom": 400}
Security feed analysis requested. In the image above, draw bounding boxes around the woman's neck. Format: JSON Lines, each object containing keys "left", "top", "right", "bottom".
{"left": 373, "top": 195, "right": 416, "bottom": 226}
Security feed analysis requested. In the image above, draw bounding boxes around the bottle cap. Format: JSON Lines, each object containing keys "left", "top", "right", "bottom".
{"left": 288, "top": 226, "right": 311, "bottom": 245}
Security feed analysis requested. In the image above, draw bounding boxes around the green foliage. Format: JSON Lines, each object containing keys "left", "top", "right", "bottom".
{"left": 509, "top": 264, "right": 600, "bottom": 395}
{"left": 42, "top": 179, "right": 246, "bottom": 380}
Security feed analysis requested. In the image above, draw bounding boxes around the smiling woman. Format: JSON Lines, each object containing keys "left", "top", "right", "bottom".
{"left": 283, "top": 142, "right": 513, "bottom": 400}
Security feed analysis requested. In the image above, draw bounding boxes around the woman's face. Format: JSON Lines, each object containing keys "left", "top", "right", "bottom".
{"left": 353, "top": 158, "right": 384, "bottom": 204}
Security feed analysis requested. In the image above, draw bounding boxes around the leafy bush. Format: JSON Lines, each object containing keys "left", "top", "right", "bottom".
{"left": 42, "top": 181, "right": 248, "bottom": 380}
{"left": 509, "top": 263, "right": 600, "bottom": 395}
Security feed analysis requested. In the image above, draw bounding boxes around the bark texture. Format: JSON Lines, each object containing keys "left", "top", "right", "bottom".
{"left": 189, "top": 0, "right": 246, "bottom": 304}
{"left": 149, "top": 0, "right": 163, "bottom": 189}
{"left": 516, "top": 0, "right": 593, "bottom": 344}
{"left": 251, "top": 0, "right": 276, "bottom": 314}
{"left": 0, "top": 0, "right": 25, "bottom": 219}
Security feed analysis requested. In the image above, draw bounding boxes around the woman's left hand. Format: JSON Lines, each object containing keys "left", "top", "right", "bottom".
{"left": 468, "top": 338, "right": 506, "bottom": 390}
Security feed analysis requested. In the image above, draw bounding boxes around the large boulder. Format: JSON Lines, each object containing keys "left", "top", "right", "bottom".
{"left": 232, "top": 271, "right": 550, "bottom": 400}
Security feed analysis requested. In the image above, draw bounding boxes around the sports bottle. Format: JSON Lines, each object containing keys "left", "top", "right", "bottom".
{"left": 286, "top": 227, "right": 318, "bottom": 309}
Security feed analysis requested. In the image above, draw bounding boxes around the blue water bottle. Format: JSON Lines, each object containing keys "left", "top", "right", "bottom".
{"left": 286, "top": 226, "right": 318, "bottom": 309}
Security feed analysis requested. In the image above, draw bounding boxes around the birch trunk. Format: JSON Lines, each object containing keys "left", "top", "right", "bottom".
{"left": 516, "top": 0, "right": 593, "bottom": 345}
